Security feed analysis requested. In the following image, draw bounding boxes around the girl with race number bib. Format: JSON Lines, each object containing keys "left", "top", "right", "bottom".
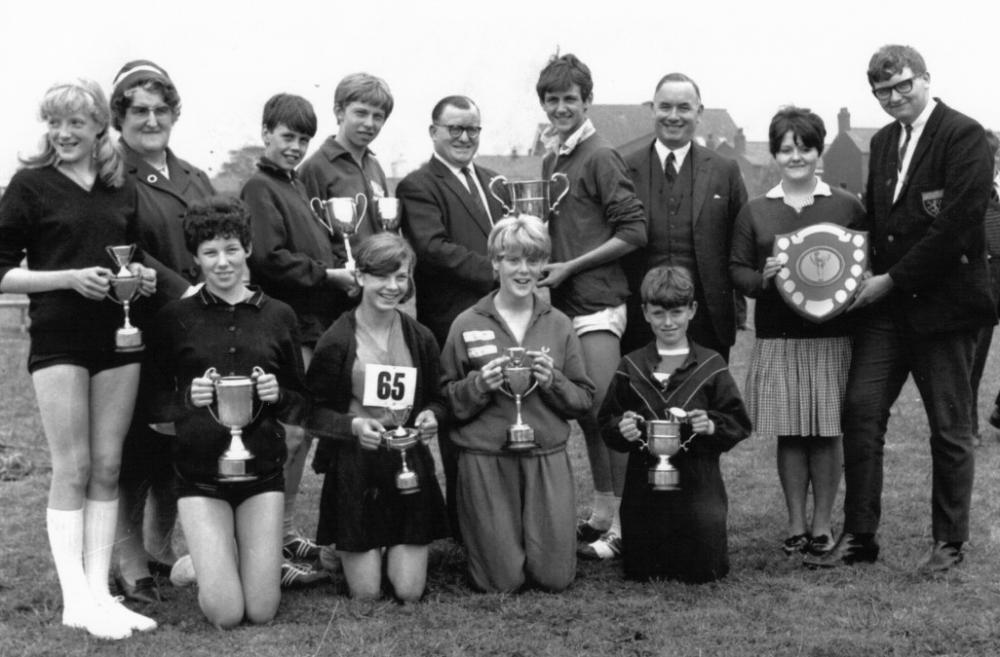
{"left": 306, "top": 233, "right": 447, "bottom": 601}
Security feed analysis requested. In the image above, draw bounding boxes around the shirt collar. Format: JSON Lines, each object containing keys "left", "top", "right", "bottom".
{"left": 653, "top": 139, "right": 693, "bottom": 172}
{"left": 320, "top": 135, "right": 376, "bottom": 162}
{"left": 553, "top": 118, "right": 596, "bottom": 156}
{"left": 433, "top": 152, "right": 476, "bottom": 178}
{"left": 197, "top": 285, "right": 265, "bottom": 309}
{"left": 256, "top": 157, "right": 297, "bottom": 180}
{"left": 765, "top": 177, "right": 833, "bottom": 199}
{"left": 902, "top": 98, "right": 936, "bottom": 132}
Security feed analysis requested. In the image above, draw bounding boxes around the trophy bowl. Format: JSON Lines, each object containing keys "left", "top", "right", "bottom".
{"left": 487, "top": 173, "right": 570, "bottom": 222}
{"left": 500, "top": 347, "right": 540, "bottom": 451}
{"left": 205, "top": 367, "right": 264, "bottom": 482}
{"left": 105, "top": 244, "right": 144, "bottom": 353}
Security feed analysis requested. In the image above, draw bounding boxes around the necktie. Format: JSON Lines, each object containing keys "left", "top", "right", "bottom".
{"left": 665, "top": 152, "right": 677, "bottom": 183}
{"left": 461, "top": 166, "right": 490, "bottom": 223}
{"left": 898, "top": 123, "right": 913, "bottom": 173}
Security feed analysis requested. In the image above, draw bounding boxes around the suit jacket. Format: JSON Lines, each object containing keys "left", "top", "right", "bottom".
{"left": 622, "top": 141, "right": 747, "bottom": 348}
{"left": 123, "top": 143, "right": 215, "bottom": 306}
{"left": 398, "top": 156, "right": 508, "bottom": 345}
{"left": 865, "top": 99, "right": 995, "bottom": 333}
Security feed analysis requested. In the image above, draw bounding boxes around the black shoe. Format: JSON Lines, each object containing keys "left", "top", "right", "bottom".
{"left": 116, "top": 575, "right": 162, "bottom": 604}
{"left": 576, "top": 521, "right": 607, "bottom": 544}
{"left": 147, "top": 560, "right": 173, "bottom": 579}
{"left": 989, "top": 406, "right": 1000, "bottom": 430}
{"left": 918, "top": 541, "right": 963, "bottom": 573}
{"left": 781, "top": 533, "right": 810, "bottom": 556}
{"left": 804, "top": 534, "right": 834, "bottom": 557}
{"left": 803, "top": 532, "right": 879, "bottom": 568}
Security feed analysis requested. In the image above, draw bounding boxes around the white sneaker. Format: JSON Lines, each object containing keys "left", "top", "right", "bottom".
{"left": 169, "top": 554, "right": 196, "bottom": 587}
{"left": 100, "top": 596, "right": 157, "bottom": 632}
{"left": 63, "top": 605, "right": 133, "bottom": 640}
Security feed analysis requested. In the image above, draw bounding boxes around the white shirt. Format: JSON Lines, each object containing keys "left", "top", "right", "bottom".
{"left": 894, "top": 98, "right": 937, "bottom": 202}
{"left": 654, "top": 139, "right": 693, "bottom": 175}
{"left": 432, "top": 153, "right": 494, "bottom": 224}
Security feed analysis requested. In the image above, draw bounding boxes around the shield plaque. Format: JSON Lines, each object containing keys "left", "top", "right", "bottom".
{"left": 772, "top": 223, "right": 868, "bottom": 323}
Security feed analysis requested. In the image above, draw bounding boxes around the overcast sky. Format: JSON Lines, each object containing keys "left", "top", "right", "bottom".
{"left": 2, "top": 0, "right": 997, "bottom": 185}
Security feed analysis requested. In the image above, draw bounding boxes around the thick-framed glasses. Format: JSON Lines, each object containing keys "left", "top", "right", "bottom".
{"left": 871, "top": 76, "right": 919, "bottom": 100}
{"left": 127, "top": 104, "right": 174, "bottom": 120}
{"left": 435, "top": 124, "right": 482, "bottom": 139}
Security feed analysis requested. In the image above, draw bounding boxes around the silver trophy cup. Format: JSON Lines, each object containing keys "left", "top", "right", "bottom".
{"left": 204, "top": 366, "right": 264, "bottom": 482}
{"left": 487, "top": 173, "right": 570, "bottom": 222}
{"left": 640, "top": 408, "right": 688, "bottom": 491}
{"left": 380, "top": 404, "right": 420, "bottom": 494}
{"left": 499, "top": 347, "right": 540, "bottom": 451}
{"left": 376, "top": 197, "right": 400, "bottom": 232}
{"left": 105, "top": 245, "right": 144, "bottom": 352}
{"left": 309, "top": 194, "right": 368, "bottom": 270}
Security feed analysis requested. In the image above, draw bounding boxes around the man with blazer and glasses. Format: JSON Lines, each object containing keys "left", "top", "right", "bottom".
{"left": 806, "top": 44, "right": 995, "bottom": 572}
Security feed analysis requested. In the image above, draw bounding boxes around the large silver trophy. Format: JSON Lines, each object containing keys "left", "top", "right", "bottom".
{"left": 204, "top": 366, "right": 264, "bottom": 482}
{"left": 381, "top": 404, "right": 420, "bottom": 494}
{"left": 487, "top": 173, "right": 570, "bottom": 222}
{"left": 310, "top": 193, "right": 368, "bottom": 270}
{"left": 640, "top": 408, "right": 688, "bottom": 491}
{"left": 375, "top": 197, "right": 400, "bottom": 232}
{"left": 105, "top": 245, "right": 144, "bottom": 352}
{"left": 498, "top": 347, "right": 541, "bottom": 451}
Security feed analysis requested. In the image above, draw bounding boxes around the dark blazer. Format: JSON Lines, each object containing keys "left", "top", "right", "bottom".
{"left": 865, "top": 100, "right": 995, "bottom": 333}
{"left": 124, "top": 144, "right": 215, "bottom": 303}
{"left": 398, "top": 156, "right": 508, "bottom": 345}
{"left": 622, "top": 141, "right": 747, "bottom": 348}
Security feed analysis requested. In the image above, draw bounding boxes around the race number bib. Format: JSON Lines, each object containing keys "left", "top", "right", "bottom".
{"left": 362, "top": 365, "right": 417, "bottom": 407}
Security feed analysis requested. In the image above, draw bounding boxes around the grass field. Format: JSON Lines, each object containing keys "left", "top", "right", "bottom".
{"left": 2, "top": 316, "right": 1000, "bottom": 656}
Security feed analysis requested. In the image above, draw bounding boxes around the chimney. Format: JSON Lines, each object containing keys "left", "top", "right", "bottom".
{"left": 735, "top": 128, "right": 746, "bottom": 155}
{"left": 838, "top": 107, "right": 851, "bottom": 134}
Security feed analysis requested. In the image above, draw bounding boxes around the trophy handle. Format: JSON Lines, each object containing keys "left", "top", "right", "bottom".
{"left": 249, "top": 366, "right": 266, "bottom": 424}
{"left": 202, "top": 367, "right": 222, "bottom": 425}
{"left": 549, "top": 172, "right": 570, "bottom": 215}
{"left": 354, "top": 193, "right": 369, "bottom": 230}
{"left": 487, "top": 175, "right": 515, "bottom": 216}
{"left": 309, "top": 197, "right": 335, "bottom": 236}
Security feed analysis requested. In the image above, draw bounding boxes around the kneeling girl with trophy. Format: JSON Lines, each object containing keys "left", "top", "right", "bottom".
{"left": 306, "top": 233, "right": 448, "bottom": 602}
{"left": 441, "top": 216, "right": 596, "bottom": 593}
{"left": 143, "top": 198, "right": 308, "bottom": 627}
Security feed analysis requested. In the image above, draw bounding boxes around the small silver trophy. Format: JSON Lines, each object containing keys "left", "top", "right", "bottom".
{"left": 105, "top": 245, "right": 144, "bottom": 352}
{"left": 487, "top": 173, "right": 570, "bottom": 222}
{"left": 499, "top": 347, "right": 541, "bottom": 451}
{"left": 310, "top": 194, "right": 368, "bottom": 270}
{"left": 376, "top": 197, "right": 400, "bottom": 232}
{"left": 640, "top": 408, "right": 688, "bottom": 491}
{"left": 381, "top": 404, "right": 420, "bottom": 494}
{"left": 204, "top": 366, "right": 264, "bottom": 482}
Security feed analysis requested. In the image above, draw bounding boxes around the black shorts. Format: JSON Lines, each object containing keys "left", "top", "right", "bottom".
{"left": 175, "top": 468, "right": 284, "bottom": 510}
{"left": 27, "top": 349, "right": 143, "bottom": 376}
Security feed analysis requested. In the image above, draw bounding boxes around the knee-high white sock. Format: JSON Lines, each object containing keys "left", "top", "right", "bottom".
{"left": 84, "top": 498, "right": 157, "bottom": 633}
{"left": 47, "top": 508, "right": 92, "bottom": 614}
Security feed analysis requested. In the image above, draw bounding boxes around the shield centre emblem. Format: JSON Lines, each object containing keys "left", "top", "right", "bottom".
{"left": 773, "top": 223, "right": 869, "bottom": 322}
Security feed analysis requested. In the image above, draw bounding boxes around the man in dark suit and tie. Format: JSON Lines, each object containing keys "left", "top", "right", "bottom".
{"left": 806, "top": 45, "right": 995, "bottom": 571}
{"left": 398, "top": 95, "right": 507, "bottom": 346}
{"left": 398, "top": 95, "right": 508, "bottom": 532}
{"left": 620, "top": 73, "right": 747, "bottom": 361}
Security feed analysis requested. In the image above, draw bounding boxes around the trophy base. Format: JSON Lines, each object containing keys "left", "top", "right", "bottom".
{"left": 218, "top": 456, "right": 257, "bottom": 482}
{"left": 396, "top": 474, "right": 420, "bottom": 495}
{"left": 504, "top": 425, "right": 539, "bottom": 452}
{"left": 648, "top": 468, "right": 680, "bottom": 491}
{"left": 115, "top": 328, "right": 144, "bottom": 353}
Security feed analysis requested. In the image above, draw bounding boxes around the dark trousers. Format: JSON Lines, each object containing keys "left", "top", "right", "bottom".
{"left": 842, "top": 307, "right": 976, "bottom": 542}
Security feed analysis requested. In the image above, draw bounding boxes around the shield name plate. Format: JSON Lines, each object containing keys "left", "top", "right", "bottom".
{"left": 773, "top": 222, "right": 868, "bottom": 323}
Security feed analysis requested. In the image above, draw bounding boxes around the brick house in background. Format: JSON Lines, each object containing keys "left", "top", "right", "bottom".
{"left": 822, "top": 107, "right": 878, "bottom": 200}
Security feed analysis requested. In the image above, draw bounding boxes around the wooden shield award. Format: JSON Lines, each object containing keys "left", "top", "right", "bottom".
{"left": 772, "top": 223, "right": 868, "bottom": 323}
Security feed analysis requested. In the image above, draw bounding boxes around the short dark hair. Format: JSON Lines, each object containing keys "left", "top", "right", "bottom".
{"left": 183, "top": 196, "right": 252, "bottom": 254}
{"left": 355, "top": 233, "right": 416, "bottom": 303}
{"left": 536, "top": 53, "right": 593, "bottom": 102}
{"left": 334, "top": 72, "right": 394, "bottom": 118}
{"left": 867, "top": 44, "right": 927, "bottom": 85}
{"left": 431, "top": 95, "right": 477, "bottom": 123}
{"left": 262, "top": 93, "right": 317, "bottom": 137}
{"left": 768, "top": 106, "right": 827, "bottom": 157}
{"left": 641, "top": 265, "right": 695, "bottom": 309}
{"left": 653, "top": 72, "right": 702, "bottom": 103}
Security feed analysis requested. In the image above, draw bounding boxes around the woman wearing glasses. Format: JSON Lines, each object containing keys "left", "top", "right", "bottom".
{"left": 0, "top": 79, "right": 157, "bottom": 640}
